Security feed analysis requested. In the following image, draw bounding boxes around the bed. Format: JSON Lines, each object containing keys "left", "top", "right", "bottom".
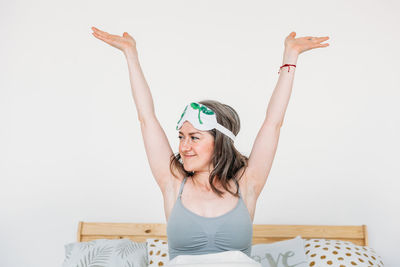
{"left": 76, "top": 221, "right": 368, "bottom": 246}
{"left": 64, "top": 222, "right": 384, "bottom": 267}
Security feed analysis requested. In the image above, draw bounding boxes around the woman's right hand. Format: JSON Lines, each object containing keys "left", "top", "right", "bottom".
{"left": 91, "top": 26, "right": 137, "bottom": 54}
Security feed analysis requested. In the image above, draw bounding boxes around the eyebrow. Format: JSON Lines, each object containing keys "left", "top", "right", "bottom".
{"left": 179, "top": 131, "right": 203, "bottom": 135}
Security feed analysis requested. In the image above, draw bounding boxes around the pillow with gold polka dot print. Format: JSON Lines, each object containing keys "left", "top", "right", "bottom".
{"left": 304, "top": 238, "right": 384, "bottom": 267}
{"left": 147, "top": 238, "right": 169, "bottom": 266}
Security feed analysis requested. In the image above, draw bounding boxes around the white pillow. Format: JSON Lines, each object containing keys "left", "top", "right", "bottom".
{"left": 166, "top": 250, "right": 261, "bottom": 267}
{"left": 304, "top": 238, "right": 384, "bottom": 266}
{"left": 62, "top": 238, "right": 148, "bottom": 267}
{"left": 250, "top": 236, "right": 308, "bottom": 267}
{"left": 145, "top": 239, "right": 261, "bottom": 267}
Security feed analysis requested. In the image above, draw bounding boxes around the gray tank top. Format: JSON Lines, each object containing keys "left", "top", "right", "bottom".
{"left": 166, "top": 177, "right": 253, "bottom": 261}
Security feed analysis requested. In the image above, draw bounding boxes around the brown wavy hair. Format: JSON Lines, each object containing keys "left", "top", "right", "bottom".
{"left": 169, "top": 100, "right": 249, "bottom": 197}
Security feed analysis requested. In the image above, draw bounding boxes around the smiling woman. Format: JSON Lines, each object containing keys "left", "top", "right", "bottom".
{"left": 91, "top": 26, "right": 330, "bottom": 264}
{"left": 170, "top": 100, "right": 249, "bottom": 198}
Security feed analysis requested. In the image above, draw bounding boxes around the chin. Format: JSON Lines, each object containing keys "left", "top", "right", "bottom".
{"left": 183, "top": 165, "right": 193, "bottom": 172}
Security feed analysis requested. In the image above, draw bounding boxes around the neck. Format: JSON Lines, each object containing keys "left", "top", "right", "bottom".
{"left": 191, "top": 171, "right": 219, "bottom": 191}
{"left": 192, "top": 171, "right": 210, "bottom": 185}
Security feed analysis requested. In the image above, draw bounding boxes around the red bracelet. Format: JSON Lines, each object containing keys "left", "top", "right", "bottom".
{"left": 278, "top": 64, "right": 296, "bottom": 74}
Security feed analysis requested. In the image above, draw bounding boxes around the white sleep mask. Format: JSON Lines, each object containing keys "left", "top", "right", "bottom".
{"left": 176, "top": 102, "right": 236, "bottom": 141}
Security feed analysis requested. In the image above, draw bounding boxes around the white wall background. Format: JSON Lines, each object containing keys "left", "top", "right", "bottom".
{"left": 1, "top": 0, "right": 399, "bottom": 266}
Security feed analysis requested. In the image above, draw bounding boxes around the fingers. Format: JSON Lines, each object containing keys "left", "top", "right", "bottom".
{"left": 316, "top": 37, "right": 330, "bottom": 47}
{"left": 92, "top": 31, "right": 108, "bottom": 43}
{"left": 303, "top": 36, "right": 328, "bottom": 41}
{"left": 92, "top": 26, "right": 130, "bottom": 41}
{"left": 286, "top": 32, "right": 296, "bottom": 39}
{"left": 310, "top": 36, "right": 329, "bottom": 42}
{"left": 91, "top": 26, "right": 118, "bottom": 46}
{"left": 92, "top": 26, "right": 105, "bottom": 34}
{"left": 306, "top": 36, "right": 330, "bottom": 49}
{"left": 312, "top": 42, "right": 329, "bottom": 49}
{"left": 92, "top": 26, "right": 110, "bottom": 38}
{"left": 92, "top": 31, "right": 114, "bottom": 46}
{"left": 317, "top": 36, "right": 330, "bottom": 41}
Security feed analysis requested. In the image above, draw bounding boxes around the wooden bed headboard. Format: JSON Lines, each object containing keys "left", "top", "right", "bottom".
{"left": 77, "top": 222, "right": 368, "bottom": 246}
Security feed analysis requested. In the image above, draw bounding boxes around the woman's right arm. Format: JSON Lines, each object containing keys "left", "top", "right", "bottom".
{"left": 91, "top": 27, "right": 178, "bottom": 193}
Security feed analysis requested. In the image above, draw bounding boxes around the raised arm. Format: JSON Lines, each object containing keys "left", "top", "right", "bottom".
{"left": 245, "top": 32, "right": 330, "bottom": 198}
{"left": 91, "top": 27, "right": 177, "bottom": 193}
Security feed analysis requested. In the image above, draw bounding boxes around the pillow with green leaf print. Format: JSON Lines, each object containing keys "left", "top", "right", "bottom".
{"left": 250, "top": 236, "right": 308, "bottom": 267}
{"left": 62, "top": 238, "right": 148, "bottom": 267}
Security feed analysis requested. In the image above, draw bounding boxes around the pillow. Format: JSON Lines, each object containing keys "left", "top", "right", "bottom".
{"left": 147, "top": 238, "right": 169, "bottom": 266}
{"left": 250, "top": 236, "right": 308, "bottom": 267}
{"left": 304, "top": 238, "right": 384, "bottom": 266}
{"left": 167, "top": 250, "right": 261, "bottom": 267}
{"left": 62, "top": 238, "right": 148, "bottom": 267}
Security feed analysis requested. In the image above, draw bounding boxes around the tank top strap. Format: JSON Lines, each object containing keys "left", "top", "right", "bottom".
{"left": 178, "top": 176, "right": 188, "bottom": 197}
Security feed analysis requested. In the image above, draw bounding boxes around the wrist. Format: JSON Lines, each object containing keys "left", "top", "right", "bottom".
{"left": 282, "top": 48, "right": 299, "bottom": 65}
{"left": 124, "top": 47, "right": 139, "bottom": 58}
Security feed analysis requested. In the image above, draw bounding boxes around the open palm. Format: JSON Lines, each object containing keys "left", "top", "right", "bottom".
{"left": 91, "top": 26, "right": 136, "bottom": 53}
{"left": 284, "top": 32, "right": 329, "bottom": 55}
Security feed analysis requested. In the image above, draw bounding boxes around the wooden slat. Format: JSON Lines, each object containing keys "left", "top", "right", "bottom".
{"left": 80, "top": 235, "right": 167, "bottom": 243}
{"left": 252, "top": 237, "right": 365, "bottom": 246}
{"left": 76, "top": 221, "right": 83, "bottom": 242}
{"left": 77, "top": 222, "right": 368, "bottom": 246}
{"left": 81, "top": 222, "right": 166, "bottom": 236}
{"left": 363, "top": 224, "right": 369, "bottom": 246}
{"left": 253, "top": 224, "right": 365, "bottom": 239}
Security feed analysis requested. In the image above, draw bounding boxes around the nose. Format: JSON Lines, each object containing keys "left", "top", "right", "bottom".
{"left": 181, "top": 138, "right": 192, "bottom": 151}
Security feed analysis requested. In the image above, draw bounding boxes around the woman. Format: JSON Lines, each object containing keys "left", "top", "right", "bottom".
{"left": 91, "top": 27, "right": 329, "bottom": 261}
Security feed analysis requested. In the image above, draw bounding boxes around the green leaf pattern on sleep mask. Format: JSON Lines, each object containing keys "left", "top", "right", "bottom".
{"left": 176, "top": 105, "right": 188, "bottom": 130}
{"left": 190, "top": 102, "right": 214, "bottom": 124}
{"left": 176, "top": 103, "right": 215, "bottom": 130}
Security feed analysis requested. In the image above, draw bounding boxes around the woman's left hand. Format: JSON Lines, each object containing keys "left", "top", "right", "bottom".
{"left": 284, "top": 32, "right": 330, "bottom": 55}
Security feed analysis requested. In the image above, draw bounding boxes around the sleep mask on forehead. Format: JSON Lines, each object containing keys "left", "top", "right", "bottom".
{"left": 176, "top": 102, "right": 236, "bottom": 141}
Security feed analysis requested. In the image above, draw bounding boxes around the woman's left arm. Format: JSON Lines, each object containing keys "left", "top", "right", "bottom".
{"left": 245, "top": 32, "right": 330, "bottom": 197}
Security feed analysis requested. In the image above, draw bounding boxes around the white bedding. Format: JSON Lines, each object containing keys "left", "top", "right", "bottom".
{"left": 165, "top": 251, "right": 262, "bottom": 267}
